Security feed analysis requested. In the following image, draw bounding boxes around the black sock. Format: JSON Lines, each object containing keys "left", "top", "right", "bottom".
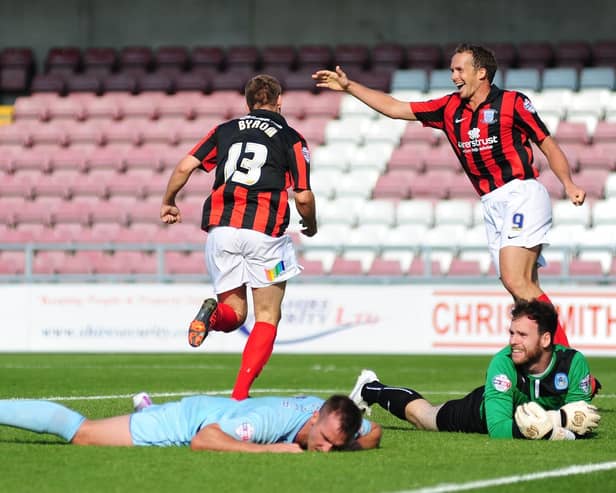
{"left": 362, "top": 382, "right": 423, "bottom": 421}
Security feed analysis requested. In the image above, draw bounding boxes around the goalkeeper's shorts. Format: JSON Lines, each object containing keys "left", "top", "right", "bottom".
{"left": 436, "top": 386, "right": 488, "bottom": 434}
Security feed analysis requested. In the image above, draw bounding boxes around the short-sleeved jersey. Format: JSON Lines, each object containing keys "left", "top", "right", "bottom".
{"left": 129, "top": 395, "right": 373, "bottom": 447}
{"left": 481, "top": 345, "right": 593, "bottom": 438}
{"left": 410, "top": 86, "right": 550, "bottom": 196}
{"left": 190, "top": 109, "right": 311, "bottom": 237}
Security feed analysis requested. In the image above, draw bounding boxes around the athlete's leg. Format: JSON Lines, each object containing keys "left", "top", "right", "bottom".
{"left": 500, "top": 245, "right": 569, "bottom": 345}
{"left": 359, "top": 379, "right": 440, "bottom": 430}
{"left": 231, "top": 282, "right": 285, "bottom": 400}
{"left": 214, "top": 286, "right": 248, "bottom": 331}
{"left": 71, "top": 415, "right": 133, "bottom": 446}
{"left": 0, "top": 400, "right": 86, "bottom": 442}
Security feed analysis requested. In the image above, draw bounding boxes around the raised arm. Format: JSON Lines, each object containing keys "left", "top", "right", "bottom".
{"left": 538, "top": 136, "right": 586, "bottom": 206}
{"left": 312, "top": 65, "right": 417, "bottom": 121}
{"left": 190, "top": 424, "right": 303, "bottom": 453}
{"left": 160, "top": 155, "right": 202, "bottom": 224}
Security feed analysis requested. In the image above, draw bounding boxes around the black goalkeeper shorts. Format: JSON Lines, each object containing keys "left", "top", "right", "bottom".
{"left": 436, "top": 386, "right": 488, "bottom": 434}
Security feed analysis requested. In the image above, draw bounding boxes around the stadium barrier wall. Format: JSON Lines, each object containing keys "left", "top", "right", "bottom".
{"left": 1, "top": 283, "right": 615, "bottom": 355}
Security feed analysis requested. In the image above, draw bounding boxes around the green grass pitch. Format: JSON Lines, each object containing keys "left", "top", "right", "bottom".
{"left": 0, "top": 353, "right": 615, "bottom": 493}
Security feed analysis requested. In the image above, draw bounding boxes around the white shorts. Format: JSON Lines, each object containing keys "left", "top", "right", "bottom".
{"left": 205, "top": 227, "right": 302, "bottom": 294}
{"left": 480, "top": 179, "right": 552, "bottom": 277}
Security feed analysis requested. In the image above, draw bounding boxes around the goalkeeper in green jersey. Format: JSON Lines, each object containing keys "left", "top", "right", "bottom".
{"left": 349, "top": 299, "right": 600, "bottom": 440}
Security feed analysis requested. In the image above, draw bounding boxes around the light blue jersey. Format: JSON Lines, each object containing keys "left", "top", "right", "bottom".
{"left": 129, "top": 395, "right": 372, "bottom": 447}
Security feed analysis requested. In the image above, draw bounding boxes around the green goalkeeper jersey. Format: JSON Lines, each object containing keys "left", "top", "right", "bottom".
{"left": 481, "top": 345, "right": 593, "bottom": 438}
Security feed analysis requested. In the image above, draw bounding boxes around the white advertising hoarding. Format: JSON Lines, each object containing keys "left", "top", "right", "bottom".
{"left": 0, "top": 284, "right": 614, "bottom": 355}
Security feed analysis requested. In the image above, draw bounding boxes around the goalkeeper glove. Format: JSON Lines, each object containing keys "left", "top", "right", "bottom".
{"left": 514, "top": 402, "right": 553, "bottom": 439}
{"left": 548, "top": 401, "right": 600, "bottom": 436}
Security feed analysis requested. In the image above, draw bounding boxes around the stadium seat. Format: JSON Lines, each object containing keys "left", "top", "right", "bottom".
{"left": 50, "top": 147, "right": 89, "bottom": 172}
{"left": 591, "top": 198, "right": 616, "bottom": 225}
{"left": 391, "top": 69, "right": 428, "bottom": 92}
{"left": 15, "top": 197, "right": 61, "bottom": 226}
{"left": 32, "top": 170, "right": 76, "bottom": 200}
{"left": 334, "top": 170, "right": 380, "bottom": 199}
{"left": 485, "top": 42, "right": 517, "bottom": 68}
{"left": 367, "top": 257, "right": 404, "bottom": 276}
{"left": 434, "top": 199, "right": 474, "bottom": 227}
{"left": 554, "top": 41, "right": 591, "bottom": 68}
{"left": 504, "top": 68, "right": 541, "bottom": 91}
{"left": 574, "top": 169, "right": 610, "bottom": 199}
{"left": 83, "top": 47, "right": 117, "bottom": 75}
{"left": 164, "top": 251, "right": 207, "bottom": 275}
{"left": 552, "top": 199, "right": 591, "bottom": 227}
{"left": 261, "top": 45, "right": 297, "bottom": 71}
{"left": 310, "top": 169, "right": 343, "bottom": 200}
{"left": 325, "top": 116, "right": 370, "bottom": 144}
{"left": 405, "top": 44, "right": 442, "bottom": 69}
{"left": 102, "top": 73, "right": 138, "bottom": 93}
{"left": 568, "top": 258, "right": 604, "bottom": 277}
{"left": 65, "top": 73, "right": 103, "bottom": 94}
{"left": 297, "top": 257, "right": 326, "bottom": 276}
{"left": 45, "top": 47, "right": 81, "bottom": 75}
{"left": 85, "top": 147, "right": 126, "bottom": 173}
{"left": 541, "top": 68, "right": 578, "bottom": 91}
{"left": 11, "top": 146, "right": 54, "bottom": 173}
{"left": 422, "top": 145, "right": 460, "bottom": 172}
{"left": 2, "top": 171, "right": 38, "bottom": 200}
{"left": 13, "top": 95, "right": 53, "bottom": 122}
{"left": 428, "top": 69, "right": 454, "bottom": 92}
{"left": 226, "top": 46, "right": 260, "bottom": 70}
{"left": 155, "top": 46, "right": 189, "bottom": 72}
{"left": 447, "top": 258, "right": 482, "bottom": 277}
{"left": 399, "top": 123, "right": 440, "bottom": 146}
{"left": 333, "top": 44, "right": 370, "bottom": 70}
{"left": 296, "top": 45, "right": 333, "bottom": 72}
{"left": 408, "top": 257, "right": 442, "bottom": 277}
{"left": 119, "top": 46, "right": 154, "bottom": 73}
{"left": 387, "top": 143, "right": 427, "bottom": 172}
{"left": 31, "top": 74, "right": 66, "bottom": 94}
{"left": 191, "top": 46, "right": 225, "bottom": 71}
{"left": 371, "top": 171, "right": 415, "bottom": 200}
{"left": 29, "top": 122, "right": 69, "bottom": 146}
{"left": 577, "top": 143, "right": 616, "bottom": 172}
{"left": 516, "top": 42, "right": 554, "bottom": 69}
{"left": 579, "top": 67, "right": 616, "bottom": 90}
{"left": 554, "top": 121, "right": 590, "bottom": 145}
{"left": 0, "top": 47, "right": 34, "bottom": 84}
{"left": 372, "top": 43, "right": 405, "bottom": 71}
{"left": 303, "top": 92, "right": 343, "bottom": 118}
{"left": 591, "top": 40, "right": 616, "bottom": 66}
{"left": 0, "top": 250, "right": 26, "bottom": 275}
{"left": 329, "top": 257, "right": 364, "bottom": 276}
{"left": 396, "top": 199, "right": 434, "bottom": 227}
{"left": 138, "top": 71, "right": 174, "bottom": 94}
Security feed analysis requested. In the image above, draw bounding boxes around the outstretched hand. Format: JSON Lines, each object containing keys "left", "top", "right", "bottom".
{"left": 312, "top": 65, "right": 349, "bottom": 91}
{"left": 160, "top": 204, "right": 181, "bottom": 224}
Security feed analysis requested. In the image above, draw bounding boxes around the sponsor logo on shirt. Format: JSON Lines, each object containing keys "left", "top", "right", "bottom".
{"left": 492, "top": 374, "right": 512, "bottom": 392}
{"left": 523, "top": 98, "right": 536, "bottom": 113}
{"left": 265, "top": 260, "right": 286, "bottom": 281}
{"left": 554, "top": 372, "right": 569, "bottom": 390}
{"left": 580, "top": 374, "right": 591, "bottom": 394}
{"left": 302, "top": 146, "right": 311, "bottom": 163}
{"left": 457, "top": 127, "right": 499, "bottom": 152}
{"left": 481, "top": 109, "right": 498, "bottom": 124}
{"left": 235, "top": 422, "right": 255, "bottom": 441}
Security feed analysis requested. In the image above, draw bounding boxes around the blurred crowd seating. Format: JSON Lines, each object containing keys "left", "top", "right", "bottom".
{"left": 1, "top": 42, "right": 615, "bottom": 282}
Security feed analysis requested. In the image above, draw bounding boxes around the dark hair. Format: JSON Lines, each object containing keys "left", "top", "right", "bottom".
{"left": 511, "top": 299, "right": 558, "bottom": 343}
{"left": 453, "top": 43, "right": 498, "bottom": 83}
{"left": 244, "top": 74, "right": 282, "bottom": 110}
{"left": 319, "top": 394, "right": 362, "bottom": 448}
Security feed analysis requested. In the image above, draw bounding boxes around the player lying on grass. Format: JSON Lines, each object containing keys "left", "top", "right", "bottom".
{"left": 349, "top": 299, "right": 600, "bottom": 440}
{"left": 0, "top": 394, "right": 381, "bottom": 453}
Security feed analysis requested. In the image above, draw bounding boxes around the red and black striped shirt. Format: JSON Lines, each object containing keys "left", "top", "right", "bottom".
{"left": 190, "top": 109, "right": 311, "bottom": 237}
{"left": 410, "top": 85, "right": 549, "bottom": 196}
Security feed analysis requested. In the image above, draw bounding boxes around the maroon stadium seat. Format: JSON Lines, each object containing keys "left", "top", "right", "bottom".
{"left": 119, "top": 46, "right": 154, "bottom": 73}
{"left": 65, "top": 73, "right": 103, "bottom": 94}
{"left": 226, "top": 46, "right": 260, "bottom": 70}
{"left": 367, "top": 258, "right": 404, "bottom": 276}
{"left": 45, "top": 47, "right": 81, "bottom": 75}
{"left": 591, "top": 40, "right": 616, "bottom": 66}
{"left": 165, "top": 251, "right": 207, "bottom": 275}
{"left": 408, "top": 257, "right": 442, "bottom": 277}
{"left": 173, "top": 70, "right": 211, "bottom": 94}
{"left": 409, "top": 170, "right": 454, "bottom": 199}
{"left": 577, "top": 143, "right": 616, "bottom": 171}
{"left": 387, "top": 143, "right": 429, "bottom": 172}
{"left": 298, "top": 257, "right": 325, "bottom": 276}
{"left": 191, "top": 46, "right": 225, "bottom": 71}
{"left": 155, "top": 46, "right": 189, "bottom": 72}
{"left": 447, "top": 258, "right": 482, "bottom": 276}
{"left": 31, "top": 74, "right": 66, "bottom": 94}
{"left": 554, "top": 121, "right": 590, "bottom": 145}
{"left": 83, "top": 47, "right": 117, "bottom": 75}
{"left": 569, "top": 258, "right": 604, "bottom": 277}
{"left": 554, "top": 41, "right": 591, "bottom": 68}
{"left": 517, "top": 42, "right": 554, "bottom": 69}
{"left": 138, "top": 71, "right": 175, "bottom": 94}
{"left": 297, "top": 45, "right": 333, "bottom": 72}
{"left": 372, "top": 43, "right": 405, "bottom": 71}
{"left": 329, "top": 258, "right": 364, "bottom": 276}
{"left": 261, "top": 45, "right": 297, "bottom": 70}
{"left": 484, "top": 42, "right": 517, "bottom": 69}
{"left": 372, "top": 171, "right": 416, "bottom": 199}
{"left": 405, "top": 44, "right": 442, "bottom": 69}
{"left": 334, "top": 44, "right": 370, "bottom": 70}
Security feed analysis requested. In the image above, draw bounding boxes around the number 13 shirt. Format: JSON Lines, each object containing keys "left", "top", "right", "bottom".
{"left": 190, "top": 109, "right": 311, "bottom": 237}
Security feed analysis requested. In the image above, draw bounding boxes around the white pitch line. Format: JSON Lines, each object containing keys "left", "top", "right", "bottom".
{"left": 8, "top": 388, "right": 346, "bottom": 402}
{"left": 391, "top": 461, "right": 616, "bottom": 493}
